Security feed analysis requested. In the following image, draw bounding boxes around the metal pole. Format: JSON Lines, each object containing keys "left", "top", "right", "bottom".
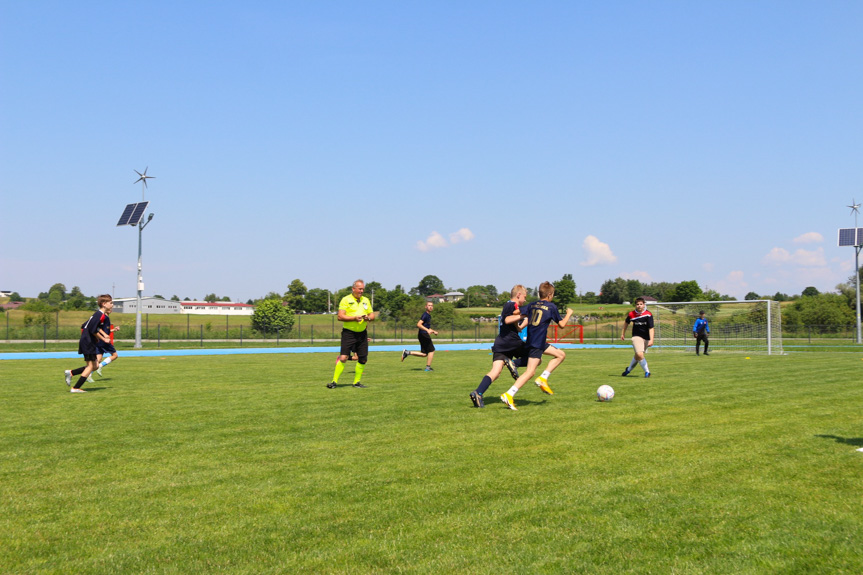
{"left": 855, "top": 245, "right": 862, "bottom": 344}
{"left": 135, "top": 222, "right": 143, "bottom": 348}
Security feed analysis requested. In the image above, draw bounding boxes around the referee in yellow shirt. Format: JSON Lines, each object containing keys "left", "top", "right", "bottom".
{"left": 328, "top": 279, "right": 377, "bottom": 388}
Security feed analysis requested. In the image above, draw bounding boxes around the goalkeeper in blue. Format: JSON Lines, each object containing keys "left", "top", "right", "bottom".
{"left": 693, "top": 310, "right": 710, "bottom": 355}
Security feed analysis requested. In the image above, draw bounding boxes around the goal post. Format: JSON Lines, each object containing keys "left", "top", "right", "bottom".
{"left": 550, "top": 324, "right": 584, "bottom": 344}
{"left": 649, "top": 300, "right": 783, "bottom": 355}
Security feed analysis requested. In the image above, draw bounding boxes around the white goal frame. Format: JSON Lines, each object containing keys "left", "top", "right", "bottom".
{"left": 649, "top": 300, "right": 783, "bottom": 355}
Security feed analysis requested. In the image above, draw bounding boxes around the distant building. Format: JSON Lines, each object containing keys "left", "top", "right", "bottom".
{"left": 113, "top": 297, "right": 255, "bottom": 315}
{"left": 113, "top": 297, "right": 183, "bottom": 314}
{"left": 180, "top": 301, "right": 255, "bottom": 316}
{"left": 426, "top": 292, "right": 464, "bottom": 304}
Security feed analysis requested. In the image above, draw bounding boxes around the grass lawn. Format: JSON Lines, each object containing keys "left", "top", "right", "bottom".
{"left": 1, "top": 349, "right": 862, "bottom": 574}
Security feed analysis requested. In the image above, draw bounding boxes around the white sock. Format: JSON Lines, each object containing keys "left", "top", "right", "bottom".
{"left": 628, "top": 358, "right": 638, "bottom": 370}
{"left": 639, "top": 359, "right": 649, "bottom": 372}
{"left": 540, "top": 370, "right": 551, "bottom": 380}
{"left": 507, "top": 386, "right": 519, "bottom": 396}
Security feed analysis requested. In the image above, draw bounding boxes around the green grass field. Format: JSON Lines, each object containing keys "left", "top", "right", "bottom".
{"left": 2, "top": 350, "right": 862, "bottom": 574}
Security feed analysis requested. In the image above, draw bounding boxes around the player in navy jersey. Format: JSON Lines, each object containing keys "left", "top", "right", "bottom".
{"left": 500, "top": 281, "right": 573, "bottom": 410}
{"left": 64, "top": 294, "right": 113, "bottom": 393}
{"left": 401, "top": 301, "right": 439, "bottom": 371}
{"left": 94, "top": 306, "right": 120, "bottom": 378}
{"left": 620, "top": 296, "right": 654, "bottom": 377}
{"left": 470, "top": 285, "right": 528, "bottom": 407}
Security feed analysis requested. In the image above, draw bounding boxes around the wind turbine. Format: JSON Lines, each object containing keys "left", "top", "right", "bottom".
{"left": 134, "top": 167, "right": 156, "bottom": 200}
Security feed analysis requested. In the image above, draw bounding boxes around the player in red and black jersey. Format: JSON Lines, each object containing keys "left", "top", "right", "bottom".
{"left": 63, "top": 294, "right": 113, "bottom": 393}
{"left": 620, "top": 296, "right": 654, "bottom": 378}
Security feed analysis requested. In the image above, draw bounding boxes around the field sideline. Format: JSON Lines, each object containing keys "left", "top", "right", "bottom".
{"left": 1, "top": 350, "right": 861, "bottom": 573}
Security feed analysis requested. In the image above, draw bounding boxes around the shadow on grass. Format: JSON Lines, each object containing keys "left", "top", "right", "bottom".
{"left": 815, "top": 434, "right": 863, "bottom": 447}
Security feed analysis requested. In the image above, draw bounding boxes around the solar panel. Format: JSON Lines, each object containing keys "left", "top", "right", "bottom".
{"left": 838, "top": 228, "right": 863, "bottom": 247}
{"left": 116, "top": 202, "right": 150, "bottom": 226}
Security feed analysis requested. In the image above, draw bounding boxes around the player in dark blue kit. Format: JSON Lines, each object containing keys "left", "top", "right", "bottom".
{"left": 470, "top": 285, "right": 528, "bottom": 407}
{"left": 501, "top": 281, "right": 573, "bottom": 410}
{"left": 401, "top": 301, "right": 439, "bottom": 371}
{"left": 63, "top": 294, "right": 113, "bottom": 393}
{"left": 94, "top": 304, "right": 120, "bottom": 378}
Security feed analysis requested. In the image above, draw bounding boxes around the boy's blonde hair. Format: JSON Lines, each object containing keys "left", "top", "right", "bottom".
{"left": 510, "top": 284, "right": 526, "bottom": 298}
{"left": 538, "top": 281, "right": 555, "bottom": 299}
{"left": 97, "top": 294, "right": 113, "bottom": 308}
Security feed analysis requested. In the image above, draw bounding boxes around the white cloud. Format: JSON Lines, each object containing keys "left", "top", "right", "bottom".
{"left": 416, "top": 228, "right": 475, "bottom": 251}
{"left": 712, "top": 270, "right": 748, "bottom": 298}
{"left": 449, "top": 228, "right": 475, "bottom": 244}
{"left": 623, "top": 270, "right": 652, "bottom": 282}
{"left": 793, "top": 232, "right": 823, "bottom": 244}
{"left": 763, "top": 247, "right": 826, "bottom": 267}
{"left": 580, "top": 235, "right": 617, "bottom": 266}
{"left": 762, "top": 247, "right": 791, "bottom": 265}
{"left": 416, "top": 231, "right": 448, "bottom": 252}
{"left": 702, "top": 262, "right": 714, "bottom": 273}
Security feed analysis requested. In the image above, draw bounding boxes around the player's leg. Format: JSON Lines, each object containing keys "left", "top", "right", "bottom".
{"left": 424, "top": 351, "right": 435, "bottom": 371}
{"left": 703, "top": 335, "right": 709, "bottom": 355}
{"left": 502, "top": 354, "right": 541, "bottom": 410}
{"left": 632, "top": 337, "right": 650, "bottom": 377}
{"left": 535, "top": 345, "right": 565, "bottom": 395}
{"left": 472, "top": 356, "right": 506, "bottom": 407}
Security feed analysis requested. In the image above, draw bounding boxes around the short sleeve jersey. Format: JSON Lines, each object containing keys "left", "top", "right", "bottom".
{"left": 79, "top": 310, "right": 108, "bottom": 355}
{"left": 625, "top": 309, "right": 654, "bottom": 339}
{"left": 339, "top": 294, "right": 373, "bottom": 333}
{"left": 497, "top": 301, "right": 522, "bottom": 341}
{"left": 523, "top": 300, "right": 562, "bottom": 350}
{"left": 419, "top": 311, "right": 432, "bottom": 331}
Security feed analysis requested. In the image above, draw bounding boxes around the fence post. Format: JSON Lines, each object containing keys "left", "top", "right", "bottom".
{"left": 240, "top": 325, "right": 243, "bottom": 346}
{"left": 451, "top": 321, "right": 454, "bottom": 342}
{"left": 43, "top": 324, "right": 47, "bottom": 349}
{"left": 200, "top": 325, "right": 203, "bottom": 347}
{"left": 226, "top": 316, "right": 229, "bottom": 341}
{"left": 311, "top": 324, "right": 314, "bottom": 344}
{"left": 157, "top": 325, "right": 161, "bottom": 348}
{"left": 187, "top": 314, "right": 190, "bottom": 339}
{"left": 56, "top": 310, "right": 59, "bottom": 339}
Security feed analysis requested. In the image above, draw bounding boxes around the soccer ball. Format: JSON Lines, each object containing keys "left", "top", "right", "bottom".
{"left": 597, "top": 385, "right": 615, "bottom": 402}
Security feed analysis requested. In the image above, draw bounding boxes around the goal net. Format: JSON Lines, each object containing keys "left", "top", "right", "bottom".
{"left": 649, "top": 300, "right": 783, "bottom": 355}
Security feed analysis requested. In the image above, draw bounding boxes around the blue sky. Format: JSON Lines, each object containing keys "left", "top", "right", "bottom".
{"left": 2, "top": 1, "right": 861, "bottom": 302}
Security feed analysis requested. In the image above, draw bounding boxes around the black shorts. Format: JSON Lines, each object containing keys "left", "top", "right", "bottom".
{"left": 82, "top": 354, "right": 98, "bottom": 362}
{"left": 491, "top": 335, "right": 525, "bottom": 358}
{"left": 97, "top": 343, "right": 117, "bottom": 355}
{"left": 340, "top": 329, "right": 368, "bottom": 361}
{"left": 418, "top": 332, "right": 435, "bottom": 354}
{"left": 527, "top": 343, "right": 551, "bottom": 359}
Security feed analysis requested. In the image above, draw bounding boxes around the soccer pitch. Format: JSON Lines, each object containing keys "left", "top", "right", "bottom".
{"left": 2, "top": 350, "right": 861, "bottom": 574}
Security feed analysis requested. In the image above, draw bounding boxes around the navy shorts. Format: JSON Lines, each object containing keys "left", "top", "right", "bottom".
{"left": 527, "top": 343, "right": 551, "bottom": 359}
{"left": 97, "top": 343, "right": 117, "bottom": 355}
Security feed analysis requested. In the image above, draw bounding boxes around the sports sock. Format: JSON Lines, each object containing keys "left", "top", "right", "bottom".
{"left": 628, "top": 358, "right": 638, "bottom": 370}
{"left": 101, "top": 358, "right": 112, "bottom": 367}
{"left": 639, "top": 359, "right": 649, "bottom": 372}
{"left": 476, "top": 375, "right": 492, "bottom": 395}
{"left": 540, "top": 370, "right": 551, "bottom": 380}
{"left": 507, "top": 385, "right": 518, "bottom": 396}
{"left": 72, "top": 367, "right": 86, "bottom": 376}
{"left": 74, "top": 377, "right": 87, "bottom": 389}
{"left": 332, "top": 361, "right": 345, "bottom": 383}
{"left": 353, "top": 363, "right": 365, "bottom": 384}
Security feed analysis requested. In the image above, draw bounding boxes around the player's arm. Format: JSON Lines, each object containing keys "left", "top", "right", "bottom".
{"left": 620, "top": 318, "right": 629, "bottom": 340}
{"left": 557, "top": 308, "right": 574, "bottom": 329}
{"left": 647, "top": 327, "right": 655, "bottom": 347}
{"left": 517, "top": 316, "right": 529, "bottom": 330}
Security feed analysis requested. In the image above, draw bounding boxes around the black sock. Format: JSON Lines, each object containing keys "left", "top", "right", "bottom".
{"left": 74, "top": 377, "right": 87, "bottom": 389}
{"left": 476, "top": 375, "right": 493, "bottom": 395}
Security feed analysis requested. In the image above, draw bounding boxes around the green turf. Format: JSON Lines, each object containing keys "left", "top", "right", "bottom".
{"left": 1, "top": 350, "right": 862, "bottom": 574}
